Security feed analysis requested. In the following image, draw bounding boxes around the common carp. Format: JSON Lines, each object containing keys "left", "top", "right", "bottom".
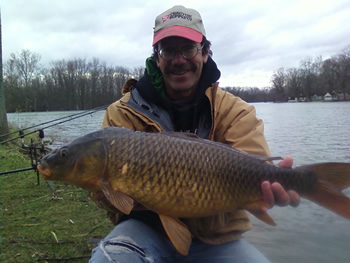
{"left": 37, "top": 126, "right": 350, "bottom": 255}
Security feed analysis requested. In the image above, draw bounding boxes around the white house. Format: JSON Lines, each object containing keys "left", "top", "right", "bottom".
{"left": 324, "top": 92, "right": 333, "bottom": 101}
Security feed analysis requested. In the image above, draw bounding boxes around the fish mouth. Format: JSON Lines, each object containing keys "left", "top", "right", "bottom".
{"left": 37, "top": 163, "right": 52, "bottom": 179}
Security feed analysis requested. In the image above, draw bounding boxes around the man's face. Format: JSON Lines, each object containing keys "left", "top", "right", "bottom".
{"left": 156, "top": 37, "right": 209, "bottom": 100}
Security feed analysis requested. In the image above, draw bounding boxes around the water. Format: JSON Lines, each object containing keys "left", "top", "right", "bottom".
{"left": 6, "top": 102, "right": 350, "bottom": 262}
{"left": 254, "top": 102, "right": 350, "bottom": 165}
{"left": 6, "top": 110, "right": 106, "bottom": 148}
{"left": 247, "top": 102, "right": 350, "bottom": 263}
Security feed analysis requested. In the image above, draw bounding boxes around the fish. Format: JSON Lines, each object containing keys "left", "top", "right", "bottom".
{"left": 37, "top": 126, "right": 350, "bottom": 256}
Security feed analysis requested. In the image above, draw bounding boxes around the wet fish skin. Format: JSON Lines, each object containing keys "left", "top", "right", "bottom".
{"left": 37, "top": 126, "right": 350, "bottom": 255}
{"left": 38, "top": 127, "right": 309, "bottom": 216}
{"left": 101, "top": 129, "right": 314, "bottom": 218}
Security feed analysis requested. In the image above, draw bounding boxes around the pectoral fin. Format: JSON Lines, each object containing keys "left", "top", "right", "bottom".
{"left": 159, "top": 215, "right": 192, "bottom": 256}
{"left": 244, "top": 201, "right": 277, "bottom": 226}
{"left": 100, "top": 180, "right": 134, "bottom": 215}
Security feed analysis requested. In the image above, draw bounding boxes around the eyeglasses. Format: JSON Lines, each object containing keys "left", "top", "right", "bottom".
{"left": 158, "top": 45, "right": 204, "bottom": 60}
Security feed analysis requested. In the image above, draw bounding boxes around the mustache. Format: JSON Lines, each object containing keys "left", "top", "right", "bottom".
{"left": 166, "top": 65, "right": 197, "bottom": 73}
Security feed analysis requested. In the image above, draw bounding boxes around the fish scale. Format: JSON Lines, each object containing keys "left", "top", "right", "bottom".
{"left": 55, "top": 127, "right": 313, "bottom": 215}
{"left": 102, "top": 128, "right": 292, "bottom": 216}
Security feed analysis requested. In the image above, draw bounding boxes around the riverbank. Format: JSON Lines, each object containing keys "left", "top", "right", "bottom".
{"left": 0, "top": 142, "right": 112, "bottom": 262}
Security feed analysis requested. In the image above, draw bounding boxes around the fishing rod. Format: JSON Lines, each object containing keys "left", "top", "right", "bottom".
{"left": 0, "top": 104, "right": 109, "bottom": 139}
{"left": 0, "top": 104, "right": 109, "bottom": 189}
{"left": 0, "top": 104, "right": 109, "bottom": 145}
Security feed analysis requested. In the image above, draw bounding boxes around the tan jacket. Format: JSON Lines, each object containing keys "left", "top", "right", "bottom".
{"left": 100, "top": 80, "right": 271, "bottom": 244}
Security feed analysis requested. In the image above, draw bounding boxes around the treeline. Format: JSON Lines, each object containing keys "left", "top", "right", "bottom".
{"left": 3, "top": 50, "right": 144, "bottom": 112}
{"left": 266, "top": 45, "right": 350, "bottom": 102}
{"left": 224, "top": 86, "right": 273, "bottom": 103}
{"left": 225, "top": 45, "right": 350, "bottom": 103}
{"left": 3, "top": 45, "right": 350, "bottom": 112}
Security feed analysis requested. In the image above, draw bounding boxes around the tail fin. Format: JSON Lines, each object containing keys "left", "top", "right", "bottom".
{"left": 302, "top": 163, "right": 350, "bottom": 220}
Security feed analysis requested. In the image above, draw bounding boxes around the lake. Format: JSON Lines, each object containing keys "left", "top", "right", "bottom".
{"left": 6, "top": 101, "right": 350, "bottom": 263}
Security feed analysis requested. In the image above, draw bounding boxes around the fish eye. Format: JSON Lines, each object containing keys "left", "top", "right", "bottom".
{"left": 59, "top": 148, "right": 69, "bottom": 158}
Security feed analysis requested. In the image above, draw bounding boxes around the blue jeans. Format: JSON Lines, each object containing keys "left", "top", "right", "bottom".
{"left": 90, "top": 219, "right": 270, "bottom": 263}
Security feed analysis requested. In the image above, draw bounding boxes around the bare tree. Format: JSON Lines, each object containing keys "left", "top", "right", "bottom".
{"left": 8, "top": 49, "right": 41, "bottom": 89}
{"left": 3, "top": 49, "right": 42, "bottom": 111}
{"left": 285, "top": 68, "right": 302, "bottom": 98}
{"left": 320, "top": 58, "right": 339, "bottom": 94}
{"left": 271, "top": 68, "right": 287, "bottom": 101}
{"left": 298, "top": 56, "right": 323, "bottom": 100}
{"left": 335, "top": 46, "right": 350, "bottom": 100}
{"left": 89, "top": 57, "right": 101, "bottom": 108}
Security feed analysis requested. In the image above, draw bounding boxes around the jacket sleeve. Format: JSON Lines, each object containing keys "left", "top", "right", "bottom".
{"left": 101, "top": 94, "right": 163, "bottom": 132}
{"left": 101, "top": 98, "right": 137, "bottom": 129}
{"left": 211, "top": 89, "right": 271, "bottom": 157}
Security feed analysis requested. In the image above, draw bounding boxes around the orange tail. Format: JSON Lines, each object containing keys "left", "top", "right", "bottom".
{"left": 302, "top": 163, "right": 350, "bottom": 220}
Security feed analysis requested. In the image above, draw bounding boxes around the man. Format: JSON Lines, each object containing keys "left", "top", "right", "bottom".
{"left": 90, "top": 5, "right": 299, "bottom": 263}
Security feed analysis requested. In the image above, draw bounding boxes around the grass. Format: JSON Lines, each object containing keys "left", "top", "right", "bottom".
{"left": 0, "top": 136, "right": 112, "bottom": 262}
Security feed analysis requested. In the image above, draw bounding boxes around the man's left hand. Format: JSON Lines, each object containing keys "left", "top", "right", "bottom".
{"left": 261, "top": 156, "right": 300, "bottom": 210}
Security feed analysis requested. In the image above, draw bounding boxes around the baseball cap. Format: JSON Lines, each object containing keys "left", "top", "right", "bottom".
{"left": 153, "top": 5, "right": 206, "bottom": 45}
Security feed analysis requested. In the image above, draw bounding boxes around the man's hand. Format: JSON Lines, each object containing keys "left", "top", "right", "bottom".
{"left": 261, "top": 156, "right": 300, "bottom": 211}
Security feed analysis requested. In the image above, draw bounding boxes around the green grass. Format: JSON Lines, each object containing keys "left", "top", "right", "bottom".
{"left": 0, "top": 141, "right": 113, "bottom": 262}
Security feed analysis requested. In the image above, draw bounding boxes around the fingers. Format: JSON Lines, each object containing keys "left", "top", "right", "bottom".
{"left": 271, "top": 182, "right": 291, "bottom": 206}
{"left": 277, "top": 156, "right": 293, "bottom": 168}
{"left": 262, "top": 181, "right": 274, "bottom": 209}
{"left": 262, "top": 181, "right": 291, "bottom": 207}
{"left": 287, "top": 190, "right": 300, "bottom": 207}
{"left": 261, "top": 181, "right": 301, "bottom": 210}
{"left": 275, "top": 156, "right": 300, "bottom": 207}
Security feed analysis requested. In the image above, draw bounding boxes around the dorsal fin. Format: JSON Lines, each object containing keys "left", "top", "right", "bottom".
{"left": 161, "top": 132, "right": 199, "bottom": 140}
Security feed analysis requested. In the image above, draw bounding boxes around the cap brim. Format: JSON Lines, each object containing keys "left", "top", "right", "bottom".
{"left": 153, "top": 25, "right": 203, "bottom": 45}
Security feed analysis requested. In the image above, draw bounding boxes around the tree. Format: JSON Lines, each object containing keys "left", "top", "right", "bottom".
{"left": 3, "top": 49, "right": 42, "bottom": 111}
{"left": 9, "top": 49, "right": 41, "bottom": 89}
{"left": 271, "top": 68, "right": 287, "bottom": 101}
{"left": 89, "top": 57, "right": 100, "bottom": 108}
{"left": 0, "top": 10, "right": 9, "bottom": 136}
{"left": 299, "top": 56, "right": 322, "bottom": 101}
{"left": 285, "top": 68, "right": 302, "bottom": 98}
{"left": 320, "top": 58, "right": 339, "bottom": 94}
{"left": 334, "top": 46, "right": 350, "bottom": 100}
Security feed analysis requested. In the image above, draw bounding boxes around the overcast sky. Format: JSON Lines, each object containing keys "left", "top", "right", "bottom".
{"left": 1, "top": 0, "right": 350, "bottom": 87}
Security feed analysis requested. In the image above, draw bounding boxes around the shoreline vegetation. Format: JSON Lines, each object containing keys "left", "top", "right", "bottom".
{"left": 0, "top": 134, "right": 112, "bottom": 262}
{"left": 3, "top": 46, "right": 350, "bottom": 112}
